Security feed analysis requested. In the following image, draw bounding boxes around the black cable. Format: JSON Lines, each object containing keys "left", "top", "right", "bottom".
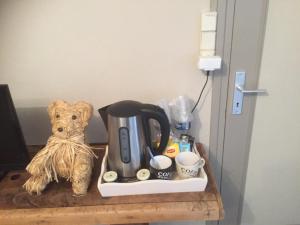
{"left": 191, "top": 71, "right": 210, "bottom": 113}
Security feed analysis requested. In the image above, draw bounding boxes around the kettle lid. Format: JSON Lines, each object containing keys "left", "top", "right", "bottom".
{"left": 108, "top": 100, "right": 143, "bottom": 117}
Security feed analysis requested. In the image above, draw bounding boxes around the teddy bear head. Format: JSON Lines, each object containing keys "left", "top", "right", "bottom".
{"left": 48, "top": 100, "right": 93, "bottom": 139}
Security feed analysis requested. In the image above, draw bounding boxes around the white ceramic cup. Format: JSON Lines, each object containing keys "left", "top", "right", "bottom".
{"left": 175, "top": 152, "right": 205, "bottom": 178}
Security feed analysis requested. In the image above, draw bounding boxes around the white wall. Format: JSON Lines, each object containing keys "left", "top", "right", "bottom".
{"left": 241, "top": 0, "right": 300, "bottom": 224}
{"left": 0, "top": 0, "right": 211, "bottom": 149}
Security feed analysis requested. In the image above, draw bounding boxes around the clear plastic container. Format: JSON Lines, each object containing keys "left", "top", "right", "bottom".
{"left": 170, "top": 96, "right": 193, "bottom": 137}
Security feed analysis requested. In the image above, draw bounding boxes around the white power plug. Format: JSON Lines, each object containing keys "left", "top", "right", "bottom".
{"left": 198, "top": 56, "right": 222, "bottom": 71}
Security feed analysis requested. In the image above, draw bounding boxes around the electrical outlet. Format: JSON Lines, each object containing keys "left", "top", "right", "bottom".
{"left": 198, "top": 56, "right": 222, "bottom": 71}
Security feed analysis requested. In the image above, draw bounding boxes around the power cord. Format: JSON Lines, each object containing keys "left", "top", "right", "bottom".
{"left": 191, "top": 71, "right": 210, "bottom": 113}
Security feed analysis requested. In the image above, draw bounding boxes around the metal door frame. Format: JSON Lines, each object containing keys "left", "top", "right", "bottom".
{"left": 208, "top": 0, "right": 269, "bottom": 224}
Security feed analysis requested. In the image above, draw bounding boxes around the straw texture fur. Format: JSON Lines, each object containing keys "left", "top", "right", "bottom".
{"left": 23, "top": 100, "right": 96, "bottom": 196}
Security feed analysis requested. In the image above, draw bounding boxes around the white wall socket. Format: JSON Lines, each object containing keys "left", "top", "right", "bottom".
{"left": 200, "top": 32, "right": 216, "bottom": 51}
{"left": 201, "top": 11, "right": 217, "bottom": 32}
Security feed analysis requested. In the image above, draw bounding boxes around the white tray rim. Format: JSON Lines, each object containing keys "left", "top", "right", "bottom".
{"left": 97, "top": 146, "right": 208, "bottom": 197}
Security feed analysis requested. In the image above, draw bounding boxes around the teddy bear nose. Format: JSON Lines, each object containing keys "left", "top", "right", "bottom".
{"left": 57, "top": 127, "right": 63, "bottom": 132}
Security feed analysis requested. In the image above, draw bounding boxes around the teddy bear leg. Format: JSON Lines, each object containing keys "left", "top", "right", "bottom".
{"left": 72, "top": 155, "right": 93, "bottom": 196}
{"left": 23, "top": 174, "right": 51, "bottom": 195}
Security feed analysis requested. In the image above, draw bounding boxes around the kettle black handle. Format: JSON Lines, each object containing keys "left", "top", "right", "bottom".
{"left": 141, "top": 104, "right": 170, "bottom": 155}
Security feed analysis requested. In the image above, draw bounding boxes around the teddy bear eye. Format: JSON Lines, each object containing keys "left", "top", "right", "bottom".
{"left": 72, "top": 115, "right": 77, "bottom": 120}
{"left": 56, "top": 114, "right": 60, "bottom": 119}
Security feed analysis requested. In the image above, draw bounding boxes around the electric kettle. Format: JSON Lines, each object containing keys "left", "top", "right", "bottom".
{"left": 98, "top": 100, "right": 170, "bottom": 179}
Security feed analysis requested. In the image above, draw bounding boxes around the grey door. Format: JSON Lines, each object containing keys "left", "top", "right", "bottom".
{"left": 210, "top": 0, "right": 300, "bottom": 225}
{"left": 209, "top": 2, "right": 269, "bottom": 222}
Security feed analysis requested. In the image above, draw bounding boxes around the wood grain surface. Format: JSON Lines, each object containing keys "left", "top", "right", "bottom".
{"left": 0, "top": 144, "right": 224, "bottom": 225}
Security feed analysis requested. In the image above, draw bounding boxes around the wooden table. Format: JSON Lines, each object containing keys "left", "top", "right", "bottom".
{"left": 0, "top": 144, "right": 223, "bottom": 225}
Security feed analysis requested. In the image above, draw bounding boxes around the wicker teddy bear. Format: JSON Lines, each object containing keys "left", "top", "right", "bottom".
{"left": 24, "top": 100, "right": 96, "bottom": 196}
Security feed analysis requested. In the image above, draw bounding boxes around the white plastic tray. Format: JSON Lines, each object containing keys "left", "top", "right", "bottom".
{"left": 97, "top": 146, "right": 208, "bottom": 197}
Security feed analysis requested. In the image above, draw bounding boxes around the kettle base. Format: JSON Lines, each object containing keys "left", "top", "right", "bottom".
{"left": 118, "top": 177, "right": 139, "bottom": 183}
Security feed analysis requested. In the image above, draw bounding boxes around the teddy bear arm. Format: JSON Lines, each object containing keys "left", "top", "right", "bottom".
{"left": 26, "top": 148, "right": 50, "bottom": 176}
{"left": 23, "top": 174, "right": 51, "bottom": 195}
{"left": 71, "top": 154, "right": 94, "bottom": 195}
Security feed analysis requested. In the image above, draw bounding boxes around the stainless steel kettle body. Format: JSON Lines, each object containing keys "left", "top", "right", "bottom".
{"left": 107, "top": 114, "right": 146, "bottom": 178}
{"left": 98, "top": 100, "right": 170, "bottom": 179}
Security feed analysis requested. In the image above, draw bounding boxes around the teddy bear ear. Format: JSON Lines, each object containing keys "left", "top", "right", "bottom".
{"left": 48, "top": 100, "right": 67, "bottom": 120}
{"left": 74, "top": 101, "right": 93, "bottom": 126}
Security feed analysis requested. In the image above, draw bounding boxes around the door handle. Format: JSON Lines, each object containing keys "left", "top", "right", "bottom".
{"left": 232, "top": 71, "right": 267, "bottom": 115}
{"left": 235, "top": 84, "right": 267, "bottom": 94}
